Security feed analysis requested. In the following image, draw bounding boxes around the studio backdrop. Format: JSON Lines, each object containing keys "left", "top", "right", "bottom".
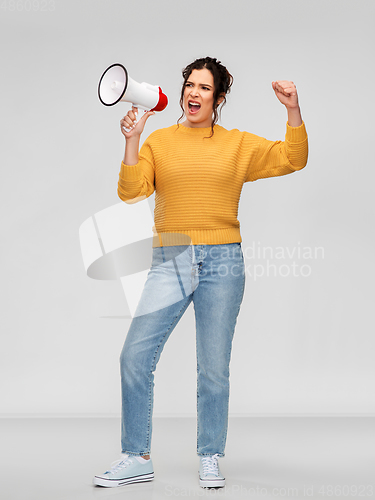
{"left": 0, "top": 0, "right": 374, "bottom": 417}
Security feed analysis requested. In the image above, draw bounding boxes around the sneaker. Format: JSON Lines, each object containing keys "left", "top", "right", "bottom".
{"left": 93, "top": 454, "right": 154, "bottom": 487}
{"left": 198, "top": 454, "right": 225, "bottom": 488}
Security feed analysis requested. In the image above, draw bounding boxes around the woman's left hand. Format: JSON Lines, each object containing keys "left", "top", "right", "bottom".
{"left": 272, "top": 80, "right": 299, "bottom": 108}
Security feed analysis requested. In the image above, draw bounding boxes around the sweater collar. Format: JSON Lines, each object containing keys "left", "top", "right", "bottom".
{"left": 175, "top": 123, "right": 218, "bottom": 135}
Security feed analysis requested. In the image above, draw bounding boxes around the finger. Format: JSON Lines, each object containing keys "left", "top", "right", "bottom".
{"left": 124, "top": 117, "right": 135, "bottom": 128}
{"left": 282, "top": 86, "right": 297, "bottom": 95}
{"left": 129, "top": 106, "right": 138, "bottom": 122}
{"left": 274, "top": 85, "right": 287, "bottom": 95}
{"left": 275, "top": 84, "right": 292, "bottom": 95}
{"left": 120, "top": 120, "right": 130, "bottom": 129}
{"left": 121, "top": 120, "right": 135, "bottom": 133}
{"left": 278, "top": 86, "right": 292, "bottom": 95}
{"left": 120, "top": 120, "right": 132, "bottom": 132}
{"left": 275, "top": 81, "right": 296, "bottom": 93}
{"left": 127, "top": 110, "right": 137, "bottom": 122}
{"left": 121, "top": 125, "right": 132, "bottom": 135}
{"left": 139, "top": 110, "right": 155, "bottom": 122}
{"left": 275, "top": 80, "right": 294, "bottom": 86}
{"left": 126, "top": 112, "right": 138, "bottom": 124}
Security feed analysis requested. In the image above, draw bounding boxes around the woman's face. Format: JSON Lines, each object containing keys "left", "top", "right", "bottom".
{"left": 182, "top": 68, "right": 216, "bottom": 128}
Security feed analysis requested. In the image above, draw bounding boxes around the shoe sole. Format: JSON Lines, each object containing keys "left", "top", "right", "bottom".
{"left": 93, "top": 472, "right": 154, "bottom": 487}
{"left": 199, "top": 477, "right": 225, "bottom": 488}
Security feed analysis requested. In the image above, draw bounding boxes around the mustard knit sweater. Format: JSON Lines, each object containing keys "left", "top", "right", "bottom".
{"left": 118, "top": 121, "right": 308, "bottom": 247}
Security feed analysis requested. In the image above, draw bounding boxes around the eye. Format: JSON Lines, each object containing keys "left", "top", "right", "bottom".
{"left": 202, "top": 87, "right": 210, "bottom": 91}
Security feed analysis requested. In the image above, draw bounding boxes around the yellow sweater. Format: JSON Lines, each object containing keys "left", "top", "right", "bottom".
{"left": 118, "top": 122, "right": 308, "bottom": 247}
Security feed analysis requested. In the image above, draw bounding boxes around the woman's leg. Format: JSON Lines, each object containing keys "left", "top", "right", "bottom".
{"left": 120, "top": 245, "right": 195, "bottom": 455}
{"left": 192, "top": 243, "right": 245, "bottom": 457}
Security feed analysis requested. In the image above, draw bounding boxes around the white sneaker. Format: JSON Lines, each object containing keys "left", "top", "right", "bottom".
{"left": 199, "top": 454, "right": 225, "bottom": 488}
{"left": 93, "top": 454, "right": 154, "bottom": 487}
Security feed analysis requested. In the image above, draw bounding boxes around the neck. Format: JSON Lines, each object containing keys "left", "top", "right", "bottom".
{"left": 181, "top": 119, "right": 213, "bottom": 129}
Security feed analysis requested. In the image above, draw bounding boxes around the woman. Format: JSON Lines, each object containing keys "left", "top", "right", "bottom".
{"left": 93, "top": 56, "right": 308, "bottom": 489}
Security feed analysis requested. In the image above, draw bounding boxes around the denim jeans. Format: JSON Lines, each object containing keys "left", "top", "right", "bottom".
{"left": 120, "top": 242, "right": 245, "bottom": 457}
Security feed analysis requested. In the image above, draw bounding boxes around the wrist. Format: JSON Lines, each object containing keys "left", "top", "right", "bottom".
{"left": 125, "top": 135, "right": 141, "bottom": 143}
{"left": 286, "top": 100, "right": 300, "bottom": 107}
{"left": 287, "top": 105, "right": 302, "bottom": 127}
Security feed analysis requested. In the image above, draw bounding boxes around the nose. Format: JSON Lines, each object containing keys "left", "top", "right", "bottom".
{"left": 189, "top": 86, "right": 199, "bottom": 97}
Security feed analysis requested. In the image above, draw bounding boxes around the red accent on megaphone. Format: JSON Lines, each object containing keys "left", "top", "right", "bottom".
{"left": 151, "top": 87, "right": 168, "bottom": 112}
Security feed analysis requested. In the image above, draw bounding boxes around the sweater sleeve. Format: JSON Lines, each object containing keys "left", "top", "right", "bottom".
{"left": 117, "top": 136, "right": 155, "bottom": 203}
{"left": 245, "top": 121, "right": 308, "bottom": 182}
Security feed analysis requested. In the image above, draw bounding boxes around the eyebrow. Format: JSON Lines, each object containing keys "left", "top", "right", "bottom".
{"left": 186, "top": 80, "right": 213, "bottom": 88}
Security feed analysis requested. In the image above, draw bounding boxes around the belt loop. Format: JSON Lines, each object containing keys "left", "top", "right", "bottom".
{"left": 191, "top": 243, "right": 196, "bottom": 265}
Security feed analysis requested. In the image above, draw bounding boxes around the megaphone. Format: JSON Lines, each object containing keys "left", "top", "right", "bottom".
{"left": 98, "top": 63, "right": 168, "bottom": 112}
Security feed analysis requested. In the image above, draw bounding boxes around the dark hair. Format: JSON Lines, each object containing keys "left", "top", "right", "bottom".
{"left": 177, "top": 56, "right": 233, "bottom": 138}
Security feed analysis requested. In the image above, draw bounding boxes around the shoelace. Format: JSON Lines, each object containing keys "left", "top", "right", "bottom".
{"left": 105, "top": 456, "right": 133, "bottom": 474}
{"left": 201, "top": 454, "right": 220, "bottom": 475}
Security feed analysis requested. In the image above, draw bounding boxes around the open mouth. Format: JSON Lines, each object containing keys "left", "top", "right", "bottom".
{"left": 188, "top": 101, "right": 201, "bottom": 114}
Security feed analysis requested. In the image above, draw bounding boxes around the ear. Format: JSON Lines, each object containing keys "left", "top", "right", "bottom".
{"left": 217, "top": 93, "right": 225, "bottom": 106}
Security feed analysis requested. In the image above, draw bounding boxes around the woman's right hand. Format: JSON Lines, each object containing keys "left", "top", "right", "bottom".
{"left": 120, "top": 106, "right": 155, "bottom": 139}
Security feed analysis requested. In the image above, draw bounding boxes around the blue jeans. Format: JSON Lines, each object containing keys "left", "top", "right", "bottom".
{"left": 120, "top": 242, "right": 245, "bottom": 457}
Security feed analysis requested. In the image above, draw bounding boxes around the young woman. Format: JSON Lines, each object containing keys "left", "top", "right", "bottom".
{"left": 93, "top": 56, "right": 308, "bottom": 489}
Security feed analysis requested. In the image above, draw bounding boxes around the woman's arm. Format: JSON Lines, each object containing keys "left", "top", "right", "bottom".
{"left": 120, "top": 106, "right": 155, "bottom": 165}
{"left": 123, "top": 135, "right": 141, "bottom": 166}
{"left": 245, "top": 81, "right": 308, "bottom": 182}
{"left": 287, "top": 106, "right": 303, "bottom": 128}
{"left": 118, "top": 107, "right": 156, "bottom": 203}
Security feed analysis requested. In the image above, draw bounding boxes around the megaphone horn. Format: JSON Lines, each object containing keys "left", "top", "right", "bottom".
{"left": 98, "top": 63, "right": 168, "bottom": 112}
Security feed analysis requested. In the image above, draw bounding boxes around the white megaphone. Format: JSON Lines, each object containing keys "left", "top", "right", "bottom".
{"left": 98, "top": 63, "right": 168, "bottom": 111}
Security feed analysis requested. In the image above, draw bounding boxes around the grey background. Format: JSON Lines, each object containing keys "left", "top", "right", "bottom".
{"left": 0, "top": 0, "right": 374, "bottom": 417}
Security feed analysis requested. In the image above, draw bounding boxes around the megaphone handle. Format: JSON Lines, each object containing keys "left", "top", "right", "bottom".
{"left": 130, "top": 105, "right": 146, "bottom": 126}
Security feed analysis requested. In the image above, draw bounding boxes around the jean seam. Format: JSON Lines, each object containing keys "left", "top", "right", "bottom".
{"left": 219, "top": 268, "right": 245, "bottom": 454}
{"left": 196, "top": 256, "right": 245, "bottom": 456}
{"left": 145, "top": 296, "right": 193, "bottom": 451}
